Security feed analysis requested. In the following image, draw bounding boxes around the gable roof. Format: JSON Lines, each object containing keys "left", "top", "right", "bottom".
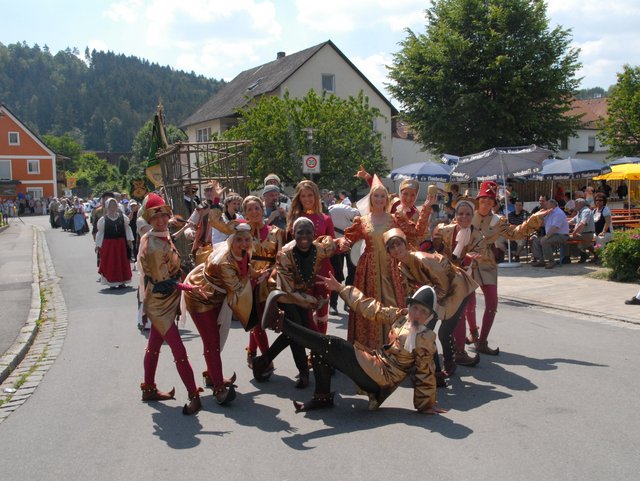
{"left": 567, "top": 97, "right": 608, "bottom": 129}
{"left": 181, "top": 40, "right": 397, "bottom": 127}
{"left": 0, "top": 103, "right": 56, "bottom": 157}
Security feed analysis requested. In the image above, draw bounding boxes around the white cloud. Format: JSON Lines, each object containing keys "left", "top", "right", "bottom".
{"left": 352, "top": 52, "right": 394, "bottom": 97}
{"left": 103, "top": 0, "right": 143, "bottom": 23}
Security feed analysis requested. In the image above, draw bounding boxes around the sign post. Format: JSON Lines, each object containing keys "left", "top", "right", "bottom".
{"left": 302, "top": 154, "right": 320, "bottom": 178}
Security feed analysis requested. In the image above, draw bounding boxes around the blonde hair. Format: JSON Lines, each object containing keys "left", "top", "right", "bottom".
{"left": 369, "top": 183, "right": 390, "bottom": 211}
{"left": 242, "top": 195, "right": 264, "bottom": 214}
{"left": 287, "top": 180, "right": 323, "bottom": 232}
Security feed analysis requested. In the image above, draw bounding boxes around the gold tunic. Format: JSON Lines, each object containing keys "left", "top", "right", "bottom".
{"left": 183, "top": 248, "right": 253, "bottom": 329}
{"left": 339, "top": 285, "right": 437, "bottom": 411}
{"left": 399, "top": 251, "right": 478, "bottom": 321}
{"left": 249, "top": 223, "right": 285, "bottom": 303}
{"left": 139, "top": 233, "right": 183, "bottom": 335}
{"left": 276, "top": 236, "right": 336, "bottom": 308}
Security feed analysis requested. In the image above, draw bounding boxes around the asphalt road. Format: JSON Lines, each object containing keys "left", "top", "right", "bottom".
{"left": 1, "top": 216, "right": 639, "bottom": 480}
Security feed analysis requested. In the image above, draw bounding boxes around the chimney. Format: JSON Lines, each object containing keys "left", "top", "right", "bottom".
{"left": 277, "top": 51, "right": 286, "bottom": 60}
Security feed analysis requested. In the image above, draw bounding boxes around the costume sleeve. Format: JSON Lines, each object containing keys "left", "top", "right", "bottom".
{"left": 217, "top": 262, "right": 251, "bottom": 309}
{"left": 497, "top": 214, "right": 543, "bottom": 240}
{"left": 208, "top": 205, "right": 236, "bottom": 235}
{"left": 413, "top": 330, "right": 437, "bottom": 411}
{"left": 395, "top": 203, "right": 431, "bottom": 242}
{"left": 338, "top": 285, "right": 406, "bottom": 325}
{"left": 95, "top": 216, "right": 106, "bottom": 247}
{"left": 275, "top": 250, "right": 318, "bottom": 308}
{"left": 343, "top": 216, "right": 365, "bottom": 245}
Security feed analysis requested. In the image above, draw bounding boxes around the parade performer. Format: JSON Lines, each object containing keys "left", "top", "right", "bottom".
{"left": 95, "top": 198, "right": 133, "bottom": 288}
{"left": 252, "top": 217, "right": 343, "bottom": 388}
{"left": 183, "top": 222, "right": 268, "bottom": 405}
{"left": 138, "top": 193, "right": 203, "bottom": 415}
{"left": 344, "top": 175, "right": 433, "bottom": 350}
{"left": 286, "top": 180, "right": 336, "bottom": 334}
{"left": 383, "top": 228, "right": 478, "bottom": 378}
{"left": 262, "top": 276, "right": 445, "bottom": 414}
{"left": 437, "top": 183, "right": 548, "bottom": 355}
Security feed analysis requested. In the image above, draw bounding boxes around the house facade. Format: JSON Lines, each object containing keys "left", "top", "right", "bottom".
{"left": 181, "top": 40, "right": 397, "bottom": 166}
{"left": 558, "top": 97, "right": 609, "bottom": 162}
{"left": 0, "top": 104, "right": 58, "bottom": 200}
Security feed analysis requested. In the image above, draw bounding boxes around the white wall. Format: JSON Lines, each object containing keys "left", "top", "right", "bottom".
{"left": 558, "top": 128, "right": 609, "bottom": 162}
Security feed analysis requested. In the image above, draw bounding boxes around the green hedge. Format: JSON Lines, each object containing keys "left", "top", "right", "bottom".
{"left": 600, "top": 229, "right": 640, "bottom": 282}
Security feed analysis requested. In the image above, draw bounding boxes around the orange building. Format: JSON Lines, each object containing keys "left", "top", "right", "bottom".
{"left": 0, "top": 103, "right": 58, "bottom": 200}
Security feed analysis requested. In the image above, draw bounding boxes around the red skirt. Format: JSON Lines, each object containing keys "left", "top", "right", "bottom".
{"left": 99, "top": 237, "right": 132, "bottom": 284}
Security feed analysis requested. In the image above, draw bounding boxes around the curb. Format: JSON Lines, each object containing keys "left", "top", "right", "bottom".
{"left": 496, "top": 293, "right": 640, "bottom": 326}
{"left": 0, "top": 225, "right": 41, "bottom": 384}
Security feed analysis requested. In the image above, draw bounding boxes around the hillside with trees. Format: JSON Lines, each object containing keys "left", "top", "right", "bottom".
{"left": 0, "top": 41, "right": 224, "bottom": 151}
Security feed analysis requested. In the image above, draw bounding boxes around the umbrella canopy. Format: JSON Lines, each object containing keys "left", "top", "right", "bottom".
{"left": 593, "top": 163, "right": 640, "bottom": 181}
{"left": 389, "top": 161, "right": 452, "bottom": 182}
{"left": 531, "top": 157, "right": 610, "bottom": 180}
{"left": 451, "top": 145, "right": 553, "bottom": 181}
{"left": 607, "top": 156, "right": 640, "bottom": 166}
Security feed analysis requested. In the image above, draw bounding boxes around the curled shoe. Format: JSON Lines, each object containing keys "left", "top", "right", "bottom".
{"left": 454, "top": 350, "right": 480, "bottom": 366}
{"left": 465, "top": 328, "right": 480, "bottom": 345}
{"left": 476, "top": 340, "right": 499, "bottom": 356}
{"left": 294, "top": 392, "right": 334, "bottom": 412}
{"left": 246, "top": 349, "right": 256, "bottom": 369}
{"left": 252, "top": 355, "right": 274, "bottom": 382}
{"left": 213, "top": 385, "right": 236, "bottom": 405}
{"left": 295, "top": 370, "right": 309, "bottom": 389}
{"left": 182, "top": 388, "right": 203, "bottom": 415}
{"left": 223, "top": 372, "right": 237, "bottom": 387}
{"left": 261, "top": 290, "right": 287, "bottom": 330}
{"left": 140, "top": 383, "right": 175, "bottom": 402}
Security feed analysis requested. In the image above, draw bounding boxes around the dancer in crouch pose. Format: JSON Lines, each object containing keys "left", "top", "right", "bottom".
{"left": 261, "top": 273, "right": 446, "bottom": 414}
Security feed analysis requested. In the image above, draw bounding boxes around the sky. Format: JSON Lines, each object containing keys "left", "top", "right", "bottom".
{"left": 3, "top": 0, "right": 639, "bottom": 105}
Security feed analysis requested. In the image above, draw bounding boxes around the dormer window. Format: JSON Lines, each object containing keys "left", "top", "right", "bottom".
{"left": 247, "top": 77, "right": 263, "bottom": 91}
{"left": 322, "top": 74, "right": 335, "bottom": 93}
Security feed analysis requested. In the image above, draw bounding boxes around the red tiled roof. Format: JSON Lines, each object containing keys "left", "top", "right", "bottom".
{"left": 567, "top": 98, "right": 608, "bottom": 129}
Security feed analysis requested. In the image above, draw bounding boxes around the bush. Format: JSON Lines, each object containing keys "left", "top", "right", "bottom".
{"left": 600, "top": 229, "right": 640, "bottom": 282}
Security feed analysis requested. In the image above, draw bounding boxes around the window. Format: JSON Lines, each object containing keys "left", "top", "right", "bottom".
{"left": 0, "top": 160, "right": 11, "bottom": 180}
{"left": 27, "top": 159, "right": 40, "bottom": 174}
{"left": 588, "top": 136, "right": 596, "bottom": 153}
{"left": 8, "top": 132, "right": 20, "bottom": 145}
{"left": 196, "top": 127, "right": 212, "bottom": 142}
{"left": 27, "top": 187, "right": 43, "bottom": 199}
{"left": 560, "top": 137, "right": 568, "bottom": 150}
{"left": 322, "top": 74, "right": 335, "bottom": 93}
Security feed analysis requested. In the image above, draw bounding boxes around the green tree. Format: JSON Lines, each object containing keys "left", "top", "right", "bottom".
{"left": 68, "top": 153, "right": 121, "bottom": 198}
{"left": 387, "top": 0, "right": 582, "bottom": 155}
{"left": 128, "top": 119, "right": 187, "bottom": 178}
{"left": 42, "top": 133, "right": 83, "bottom": 171}
{"left": 598, "top": 65, "right": 640, "bottom": 157}
{"left": 223, "top": 90, "right": 388, "bottom": 191}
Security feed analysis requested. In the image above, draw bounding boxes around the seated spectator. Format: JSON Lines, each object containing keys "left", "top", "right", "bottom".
{"left": 564, "top": 192, "right": 576, "bottom": 215}
{"left": 568, "top": 198, "right": 595, "bottom": 263}
{"left": 530, "top": 199, "right": 569, "bottom": 269}
{"left": 593, "top": 193, "right": 613, "bottom": 254}
{"left": 502, "top": 200, "right": 529, "bottom": 262}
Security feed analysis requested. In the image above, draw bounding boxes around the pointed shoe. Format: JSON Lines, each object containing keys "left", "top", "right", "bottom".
{"left": 252, "top": 355, "right": 274, "bottom": 382}
{"left": 293, "top": 392, "right": 334, "bottom": 413}
{"left": 214, "top": 385, "right": 236, "bottom": 405}
{"left": 454, "top": 350, "right": 480, "bottom": 367}
{"left": 476, "top": 341, "right": 499, "bottom": 356}
{"left": 182, "top": 388, "right": 204, "bottom": 415}
{"left": 465, "top": 328, "right": 480, "bottom": 345}
{"left": 141, "top": 383, "right": 175, "bottom": 402}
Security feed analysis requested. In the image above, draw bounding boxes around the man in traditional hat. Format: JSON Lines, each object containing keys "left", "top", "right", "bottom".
{"left": 261, "top": 275, "right": 446, "bottom": 415}
{"left": 463, "top": 181, "right": 549, "bottom": 355}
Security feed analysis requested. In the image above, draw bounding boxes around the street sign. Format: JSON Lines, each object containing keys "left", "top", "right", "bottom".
{"left": 302, "top": 154, "right": 320, "bottom": 174}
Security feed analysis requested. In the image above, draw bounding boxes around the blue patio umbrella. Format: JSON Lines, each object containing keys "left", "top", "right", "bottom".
{"left": 389, "top": 161, "right": 452, "bottom": 182}
{"left": 607, "top": 156, "right": 640, "bottom": 166}
{"left": 451, "top": 145, "right": 553, "bottom": 182}
{"left": 531, "top": 157, "right": 610, "bottom": 180}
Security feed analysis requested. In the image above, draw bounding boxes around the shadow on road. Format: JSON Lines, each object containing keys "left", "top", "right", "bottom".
{"left": 150, "top": 402, "right": 230, "bottom": 449}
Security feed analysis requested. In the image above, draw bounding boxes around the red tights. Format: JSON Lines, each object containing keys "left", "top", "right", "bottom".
{"left": 248, "top": 301, "right": 269, "bottom": 355}
{"left": 191, "top": 309, "right": 225, "bottom": 388}
{"left": 143, "top": 322, "right": 197, "bottom": 394}
{"left": 460, "top": 284, "right": 498, "bottom": 346}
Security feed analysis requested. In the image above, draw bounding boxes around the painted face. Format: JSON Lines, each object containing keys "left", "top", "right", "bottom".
{"left": 400, "top": 188, "right": 417, "bottom": 207}
{"left": 244, "top": 200, "right": 264, "bottom": 223}
{"left": 299, "top": 188, "right": 316, "bottom": 211}
{"left": 407, "top": 302, "right": 432, "bottom": 326}
{"left": 231, "top": 231, "right": 252, "bottom": 257}
{"left": 477, "top": 197, "right": 494, "bottom": 215}
{"left": 293, "top": 223, "right": 315, "bottom": 251}
{"left": 456, "top": 204, "right": 473, "bottom": 228}
{"left": 386, "top": 237, "right": 408, "bottom": 260}
{"left": 149, "top": 213, "right": 170, "bottom": 231}
{"left": 371, "top": 188, "right": 388, "bottom": 210}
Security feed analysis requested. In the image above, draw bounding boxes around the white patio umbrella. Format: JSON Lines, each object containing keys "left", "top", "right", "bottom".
{"left": 452, "top": 145, "right": 554, "bottom": 267}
